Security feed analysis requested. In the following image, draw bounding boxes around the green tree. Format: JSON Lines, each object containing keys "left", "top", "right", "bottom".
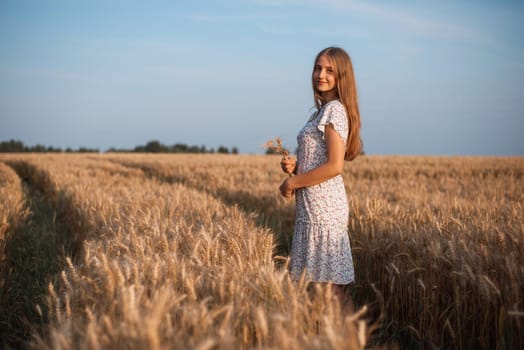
{"left": 144, "top": 140, "right": 168, "bottom": 153}
{"left": 217, "top": 146, "right": 229, "bottom": 154}
{"left": 172, "top": 143, "right": 188, "bottom": 153}
{"left": 0, "top": 140, "right": 25, "bottom": 152}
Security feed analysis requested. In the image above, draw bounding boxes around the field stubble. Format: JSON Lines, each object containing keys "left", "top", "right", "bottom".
{"left": 0, "top": 153, "right": 522, "bottom": 349}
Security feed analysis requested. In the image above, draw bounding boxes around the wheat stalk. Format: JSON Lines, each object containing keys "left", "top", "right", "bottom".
{"left": 263, "top": 137, "right": 289, "bottom": 158}
{"left": 263, "top": 137, "right": 292, "bottom": 177}
{"left": 1, "top": 152, "right": 521, "bottom": 349}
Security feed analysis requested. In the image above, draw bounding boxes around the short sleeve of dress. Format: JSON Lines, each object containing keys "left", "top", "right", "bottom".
{"left": 317, "top": 100, "right": 348, "bottom": 144}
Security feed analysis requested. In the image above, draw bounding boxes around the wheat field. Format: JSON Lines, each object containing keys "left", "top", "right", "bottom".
{"left": 0, "top": 153, "right": 522, "bottom": 349}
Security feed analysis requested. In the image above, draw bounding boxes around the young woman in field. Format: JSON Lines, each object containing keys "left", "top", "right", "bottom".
{"left": 279, "top": 46, "right": 361, "bottom": 309}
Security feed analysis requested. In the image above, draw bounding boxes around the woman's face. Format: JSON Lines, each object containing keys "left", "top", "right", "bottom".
{"left": 313, "top": 55, "right": 337, "bottom": 94}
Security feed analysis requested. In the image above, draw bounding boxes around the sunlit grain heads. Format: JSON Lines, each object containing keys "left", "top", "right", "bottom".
{"left": 0, "top": 153, "right": 520, "bottom": 349}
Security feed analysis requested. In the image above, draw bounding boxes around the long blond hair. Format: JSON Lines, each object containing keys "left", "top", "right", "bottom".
{"left": 312, "top": 47, "right": 362, "bottom": 161}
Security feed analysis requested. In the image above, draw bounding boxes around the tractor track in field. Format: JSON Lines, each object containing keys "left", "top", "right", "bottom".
{"left": 107, "top": 158, "right": 295, "bottom": 258}
{"left": 0, "top": 160, "right": 89, "bottom": 349}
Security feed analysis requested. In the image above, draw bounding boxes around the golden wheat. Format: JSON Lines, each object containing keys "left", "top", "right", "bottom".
{"left": 263, "top": 137, "right": 289, "bottom": 158}
{"left": 0, "top": 154, "right": 368, "bottom": 349}
{"left": 0, "top": 153, "right": 522, "bottom": 349}
{"left": 0, "top": 161, "right": 26, "bottom": 227}
{"left": 0, "top": 161, "right": 27, "bottom": 283}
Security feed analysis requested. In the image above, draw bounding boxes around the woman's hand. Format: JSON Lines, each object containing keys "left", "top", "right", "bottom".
{"left": 281, "top": 157, "right": 297, "bottom": 175}
{"left": 279, "top": 177, "right": 296, "bottom": 198}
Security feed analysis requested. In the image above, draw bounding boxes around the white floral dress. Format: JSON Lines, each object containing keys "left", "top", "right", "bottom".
{"left": 289, "top": 99, "right": 355, "bottom": 285}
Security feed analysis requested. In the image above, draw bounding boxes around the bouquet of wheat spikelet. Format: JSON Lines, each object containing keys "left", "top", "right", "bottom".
{"left": 264, "top": 137, "right": 293, "bottom": 177}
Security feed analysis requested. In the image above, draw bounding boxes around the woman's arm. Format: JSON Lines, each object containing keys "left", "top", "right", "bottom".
{"left": 280, "top": 124, "right": 344, "bottom": 197}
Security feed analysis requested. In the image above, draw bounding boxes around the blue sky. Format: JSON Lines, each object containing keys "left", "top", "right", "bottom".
{"left": 1, "top": 0, "right": 523, "bottom": 155}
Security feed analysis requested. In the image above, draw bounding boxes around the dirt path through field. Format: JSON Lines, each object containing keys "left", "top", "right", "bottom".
{"left": 0, "top": 160, "right": 89, "bottom": 348}
{"left": 109, "top": 158, "right": 295, "bottom": 258}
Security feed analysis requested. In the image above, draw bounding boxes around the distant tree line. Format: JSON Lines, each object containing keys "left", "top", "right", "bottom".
{"left": 108, "top": 140, "right": 238, "bottom": 154}
{"left": 107, "top": 140, "right": 238, "bottom": 154}
{"left": 0, "top": 139, "right": 99, "bottom": 153}
{"left": 0, "top": 139, "right": 239, "bottom": 154}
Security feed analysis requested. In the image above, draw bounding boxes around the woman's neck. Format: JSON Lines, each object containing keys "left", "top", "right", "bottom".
{"left": 320, "top": 90, "right": 338, "bottom": 104}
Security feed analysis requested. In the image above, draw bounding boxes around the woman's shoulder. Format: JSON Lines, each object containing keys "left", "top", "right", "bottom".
{"left": 310, "top": 100, "right": 346, "bottom": 123}
{"left": 320, "top": 99, "right": 347, "bottom": 120}
{"left": 324, "top": 99, "right": 345, "bottom": 113}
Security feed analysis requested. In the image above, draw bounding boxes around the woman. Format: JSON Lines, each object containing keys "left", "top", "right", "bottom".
{"left": 279, "top": 47, "right": 361, "bottom": 303}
